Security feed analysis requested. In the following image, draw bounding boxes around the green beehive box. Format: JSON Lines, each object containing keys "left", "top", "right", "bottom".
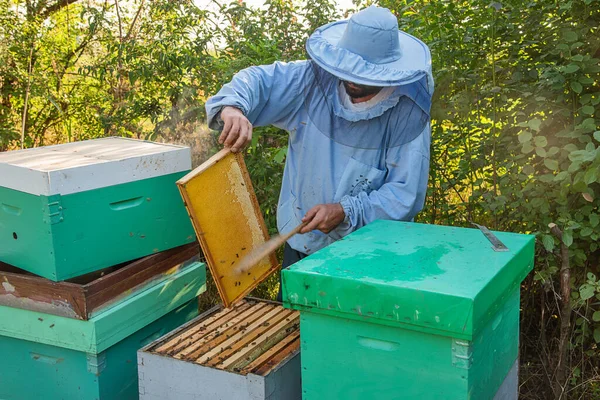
{"left": 0, "top": 260, "right": 206, "bottom": 400}
{"left": 0, "top": 137, "right": 196, "bottom": 281}
{"left": 282, "top": 221, "right": 535, "bottom": 400}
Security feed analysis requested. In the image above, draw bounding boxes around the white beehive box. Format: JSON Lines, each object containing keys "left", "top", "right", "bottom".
{"left": 138, "top": 299, "right": 301, "bottom": 400}
{"left": 0, "top": 137, "right": 195, "bottom": 280}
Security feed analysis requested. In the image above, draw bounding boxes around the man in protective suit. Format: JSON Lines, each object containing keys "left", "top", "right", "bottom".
{"left": 206, "top": 6, "right": 434, "bottom": 300}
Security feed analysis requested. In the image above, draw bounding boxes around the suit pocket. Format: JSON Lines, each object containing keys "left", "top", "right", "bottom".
{"left": 334, "top": 157, "right": 387, "bottom": 201}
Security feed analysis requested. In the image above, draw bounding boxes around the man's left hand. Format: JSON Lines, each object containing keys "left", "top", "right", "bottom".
{"left": 301, "top": 203, "right": 345, "bottom": 234}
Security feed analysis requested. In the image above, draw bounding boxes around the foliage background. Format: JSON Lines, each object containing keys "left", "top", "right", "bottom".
{"left": 1, "top": 0, "right": 599, "bottom": 398}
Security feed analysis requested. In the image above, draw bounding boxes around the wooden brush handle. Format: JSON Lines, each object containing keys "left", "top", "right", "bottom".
{"left": 282, "top": 222, "right": 306, "bottom": 241}
{"left": 233, "top": 222, "right": 308, "bottom": 275}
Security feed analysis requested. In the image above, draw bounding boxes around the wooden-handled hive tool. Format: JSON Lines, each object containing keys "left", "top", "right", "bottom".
{"left": 233, "top": 222, "right": 306, "bottom": 275}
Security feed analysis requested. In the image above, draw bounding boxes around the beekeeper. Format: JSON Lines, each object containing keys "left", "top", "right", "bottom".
{"left": 206, "top": 6, "right": 434, "bottom": 299}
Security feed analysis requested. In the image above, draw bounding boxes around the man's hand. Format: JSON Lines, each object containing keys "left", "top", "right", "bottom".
{"left": 301, "top": 203, "right": 345, "bottom": 234}
{"left": 219, "top": 106, "right": 253, "bottom": 152}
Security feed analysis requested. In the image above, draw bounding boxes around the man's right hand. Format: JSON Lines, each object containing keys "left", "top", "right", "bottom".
{"left": 218, "top": 106, "right": 253, "bottom": 153}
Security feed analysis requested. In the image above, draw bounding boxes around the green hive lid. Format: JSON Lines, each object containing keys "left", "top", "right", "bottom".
{"left": 282, "top": 221, "right": 535, "bottom": 340}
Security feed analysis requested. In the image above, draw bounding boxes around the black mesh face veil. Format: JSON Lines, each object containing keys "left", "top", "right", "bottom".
{"left": 302, "top": 61, "right": 430, "bottom": 150}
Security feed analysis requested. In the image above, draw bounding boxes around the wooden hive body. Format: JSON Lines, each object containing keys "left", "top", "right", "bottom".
{"left": 0, "top": 244, "right": 199, "bottom": 320}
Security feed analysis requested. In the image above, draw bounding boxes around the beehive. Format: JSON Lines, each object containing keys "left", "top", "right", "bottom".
{"left": 138, "top": 149, "right": 301, "bottom": 400}
{"left": 0, "top": 137, "right": 195, "bottom": 281}
{"left": 139, "top": 299, "right": 301, "bottom": 400}
{"left": 0, "top": 243, "right": 199, "bottom": 319}
{"left": 283, "top": 220, "right": 535, "bottom": 400}
{"left": 0, "top": 258, "right": 207, "bottom": 400}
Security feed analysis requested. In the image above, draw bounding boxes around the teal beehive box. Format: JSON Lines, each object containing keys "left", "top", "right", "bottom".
{"left": 0, "top": 259, "right": 206, "bottom": 400}
{"left": 282, "top": 220, "right": 535, "bottom": 400}
{"left": 0, "top": 137, "right": 196, "bottom": 281}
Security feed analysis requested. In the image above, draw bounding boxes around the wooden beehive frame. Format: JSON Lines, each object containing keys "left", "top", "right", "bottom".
{"left": 148, "top": 298, "right": 300, "bottom": 376}
{"left": 176, "top": 149, "right": 279, "bottom": 307}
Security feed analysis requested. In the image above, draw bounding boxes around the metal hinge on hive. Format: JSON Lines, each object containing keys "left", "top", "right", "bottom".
{"left": 451, "top": 338, "right": 473, "bottom": 369}
{"left": 44, "top": 194, "right": 64, "bottom": 225}
{"left": 87, "top": 353, "right": 107, "bottom": 375}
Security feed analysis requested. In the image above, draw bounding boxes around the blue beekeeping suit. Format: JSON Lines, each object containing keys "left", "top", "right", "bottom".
{"left": 206, "top": 6, "right": 434, "bottom": 255}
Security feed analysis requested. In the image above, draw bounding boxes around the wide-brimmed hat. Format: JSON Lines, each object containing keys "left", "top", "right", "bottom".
{"left": 306, "top": 6, "right": 432, "bottom": 88}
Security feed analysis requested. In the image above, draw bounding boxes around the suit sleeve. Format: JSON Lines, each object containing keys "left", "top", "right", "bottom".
{"left": 205, "top": 61, "right": 309, "bottom": 131}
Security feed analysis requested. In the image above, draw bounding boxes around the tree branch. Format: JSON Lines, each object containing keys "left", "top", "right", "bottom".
{"left": 549, "top": 222, "right": 571, "bottom": 400}
{"left": 40, "top": 0, "right": 81, "bottom": 19}
{"left": 125, "top": 0, "right": 146, "bottom": 41}
{"left": 21, "top": 45, "right": 35, "bottom": 149}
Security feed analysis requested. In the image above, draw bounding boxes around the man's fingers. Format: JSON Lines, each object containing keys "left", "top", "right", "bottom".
{"left": 301, "top": 207, "right": 323, "bottom": 234}
{"left": 232, "top": 124, "right": 248, "bottom": 152}
{"left": 224, "top": 121, "right": 241, "bottom": 147}
{"left": 302, "top": 207, "right": 319, "bottom": 223}
{"left": 302, "top": 217, "right": 321, "bottom": 234}
{"left": 219, "top": 118, "right": 233, "bottom": 144}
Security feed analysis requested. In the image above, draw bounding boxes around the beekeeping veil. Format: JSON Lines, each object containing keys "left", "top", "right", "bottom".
{"left": 303, "top": 6, "right": 434, "bottom": 150}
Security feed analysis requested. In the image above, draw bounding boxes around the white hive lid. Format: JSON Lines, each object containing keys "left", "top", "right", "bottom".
{"left": 0, "top": 137, "right": 191, "bottom": 196}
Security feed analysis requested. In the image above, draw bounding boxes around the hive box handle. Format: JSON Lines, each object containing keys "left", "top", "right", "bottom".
{"left": 357, "top": 336, "right": 400, "bottom": 352}
{"left": 1, "top": 203, "right": 22, "bottom": 216}
{"left": 109, "top": 196, "right": 144, "bottom": 210}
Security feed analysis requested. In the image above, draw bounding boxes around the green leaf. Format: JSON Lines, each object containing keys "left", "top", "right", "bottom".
{"left": 585, "top": 64, "right": 600, "bottom": 73}
{"left": 571, "top": 55, "right": 584, "bottom": 62}
{"left": 564, "top": 31, "right": 578, "bottom": 42}
{"left": 518, "top": 130, "right": 532, "bottom": 143}
{"left": 536, "top": 147, "right": 547, "bottom": 157}
{"left": 548, "top": 147, "right": 560, "bottom": 156}
{"left": 490, "top": 2, "right": 502, "bottom": 10}
{"left": 521, "top": 142, "right": 534, "bottom": 154}
{"left": 584, "top": 168, "right": 598, "bottom": 184}
{"left": 579, "top": 76, "right": 594, "bottom": 85}
{"left": 534, "top": 136, "right": 548, "bottom": 147}
{"left": 542, "top": 235, "right": 554, "bottom": 252}
{"left": 540, "top": 174, "right": 555, "bottom": 183}
{"left": 586, "top": 142, "right": 596, "bottom": 152}
{"left": 564, "top": 64, "right": 580, "bottom": 73}
{"left": 581, "top": 283, "right": 595, "bottom": 300}
{"left": 273, "top": 147, "right": 287, "bottom": 163}
{"left": 571, "top": 81, "right": 583, "bottom": 94}
{"left": 593, "top": 311, "right": 600, "bottom": 322}
{"left": 581, "top": 94, "right": 593, "bottom": 104}
{"left": 581, "top": 227, "right": 593, "bottom": 237}
{"left": 582, "top": 105, "right": 594, "bottom": 115}
{"left": 589, "top": 272, "right": 597, "bottom": 282}
{"left": 555, "top": 171, "right": 569, "bottom": 181}
{"left": 563, "top": 230, "right": 573, "bottom": 247}
{"left": 544, "top": 159, "right": 559, "bottom": 170}
{"left": 522, "top": 165, "right": 535, "bottom": 175}
{"left": 528, "top": 119, "right": 542, "bottom": 132}
{"left": 590, "top": 214, "right": 599, "bottom": 228}
{"left": 571, "top": 42, "right": 584, "bottom": 49}
{"left": 594, "top": 328, "right": 600, "bottom": 343}
{"left": 594, "top": 131, "right": 600, "bottom": 142}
